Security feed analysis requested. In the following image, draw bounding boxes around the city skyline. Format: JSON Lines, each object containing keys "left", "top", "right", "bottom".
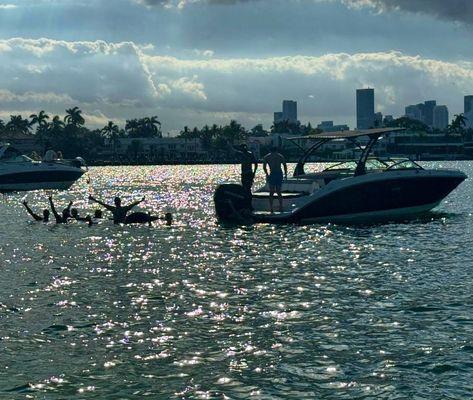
{"left": 0, "top": 1, "right": 473, "bottom": 132}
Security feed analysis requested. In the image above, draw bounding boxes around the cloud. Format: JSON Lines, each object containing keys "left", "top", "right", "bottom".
{"left": 343, "top": 0, "right": 473, "bottom": 25}
{"left": 1, "top": 37, "right": 472, "bottom": 130}
{"left": 136, "top": 0, "right": 473, "bottom": 25}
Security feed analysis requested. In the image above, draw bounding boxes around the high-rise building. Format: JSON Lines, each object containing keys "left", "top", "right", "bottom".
{"left": 374, "top": 112, "right": 383, "bottom": 127}
{"left": 433, "top": 105, "right": 449, "bottom": 131}
{"left": 356, "top": 88, "right": 375, "bottom": 129}
{"left": 465, "top": 95, "right": 473, "bottom": 114}
{"left": 317, "top": 121, "right": 349, "bottom": 132}
{"left": 274, "top": 112, "right": 283, "bottom": 124}
{"left": 282, "top": 100, "right": 298, "bottom": 123}
{"left": 405, "top": 105, "right": 423, "bottom": 122}
{"left": 423, "top": 100, "right": 437, "bottom": 126}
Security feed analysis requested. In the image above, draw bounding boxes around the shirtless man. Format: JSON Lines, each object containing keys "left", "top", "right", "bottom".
{"left": 89, "top": 195, "right": 145, "bottom": 224}
{"left": 48, "top": 196, "right": 72, "bottom": 224}
{"left": 23, "top": 201, "right": 50, "bottom": 222}
{"left": 263, "top": 147, "right": 287, "bottom": 213}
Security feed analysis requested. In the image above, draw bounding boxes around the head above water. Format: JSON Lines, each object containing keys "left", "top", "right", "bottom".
{"left": 165, "top": 212, "right": 173, "bottom": 225}
{"left": 114, "top": 197, "right": 121, "bottom": 206}
{"left": 43, "top": 209, "right": 50, "bottom": 219}
{"left": 71, "top": 208, "right": 78, "bottom": 218}
{"left": 94, "top": 209, "right": 103, "bottom": 219}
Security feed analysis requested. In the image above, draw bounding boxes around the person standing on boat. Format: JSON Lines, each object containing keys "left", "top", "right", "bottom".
{"left": 234, "top": 144, "right": 258, "bottom": 195}
{"left": 263, "top": 147, "right": 287, "bottom": 213}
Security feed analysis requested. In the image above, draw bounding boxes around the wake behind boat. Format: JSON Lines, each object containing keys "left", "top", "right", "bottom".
{"left": 0, "top": 143, "right": 87, "bottom": 193}
{"left": 214, "top": 128, "right": 467, "bottom": 224}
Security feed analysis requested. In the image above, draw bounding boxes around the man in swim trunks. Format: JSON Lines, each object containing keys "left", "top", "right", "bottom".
{"left": 263, "top": 147, "right": 287, "bottom": 213}
{"left": 89, "top": 195, "right": 145, "bottom": 224}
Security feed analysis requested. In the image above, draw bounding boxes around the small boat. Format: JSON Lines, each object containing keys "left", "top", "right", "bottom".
{"left": 214, "top": 128, "right": 467, "bottom": 224}
{"left": 0, "top": 143, "right": 87, "bottom": 193}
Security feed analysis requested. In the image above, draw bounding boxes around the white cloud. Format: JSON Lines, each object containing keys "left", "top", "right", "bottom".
{"left": 1, "top": 37, "right": 472, "bottom": 130}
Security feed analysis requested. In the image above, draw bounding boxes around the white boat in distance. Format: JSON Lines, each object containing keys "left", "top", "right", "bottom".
{"left": 0, "top": 144, "right": 87, "bottom": 193}
{"left": 214, "top": 128, "right": 467, "bottom": 224}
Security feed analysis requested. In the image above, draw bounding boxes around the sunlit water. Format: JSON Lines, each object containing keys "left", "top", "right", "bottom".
{"left": 1, "top": 162, "right": 472, "bottom": 399}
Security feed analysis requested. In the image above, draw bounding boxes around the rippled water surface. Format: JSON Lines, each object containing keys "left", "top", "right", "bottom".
{"left": 1, "top": 162, "right": 472, "bottom": 399}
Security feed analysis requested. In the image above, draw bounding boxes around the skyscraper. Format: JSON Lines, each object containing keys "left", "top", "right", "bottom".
{"left": 465, "top": 95, "right": 473, "bottom": 114}
{"left": 282, "top": 100, "right": 297, "bottom": 123}
{"left": 274, "top": 112, "right": 283, "bottom": 124}
{"left": 356, "top": 89, "right": 374, "bottom": 129}
{"left": 433, "top": 105, "right": 449, "bottom": 131}
{"left": 423, "top": 100, "right": 437, "bottom": 127}
{"left": 465, "top": 95, "right": 473, "bottom": 129}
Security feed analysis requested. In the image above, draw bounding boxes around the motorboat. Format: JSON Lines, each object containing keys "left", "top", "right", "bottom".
{"left": 214, "top": 128, "right": 467, "bottom": 223}
{"left": 0, "top": 143, "right": 87, "bottom": 193}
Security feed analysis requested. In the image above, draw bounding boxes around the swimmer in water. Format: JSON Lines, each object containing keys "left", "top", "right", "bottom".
{"left": 124, "top": 211, "right": 173, "bottom": 226}
{"left": 93, "top": 209, "right": 103, "bottom": 219}
{"left": 22, "top": 200, "right": 50, "bottom": 222}
{"left": 48, "top": 196, "right": 72, "bottom": 224}
{"left": 89, "top": 195, "right": 145, "bottom": 224}
{"left": 70, "top": 208, "right": 93, "bottom": 226}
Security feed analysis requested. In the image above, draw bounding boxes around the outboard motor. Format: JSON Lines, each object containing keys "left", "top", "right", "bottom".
{"left": 213, "top": 184, "right": 253, "bottom": 223}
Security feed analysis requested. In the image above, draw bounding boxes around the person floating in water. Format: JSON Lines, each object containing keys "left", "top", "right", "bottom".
{"left": 22, "top": 200, "right": 50, "bottom": 222}
{"left": 263, "top": 146, "right": 288, "bottom": 213}
{"left": 48, "top": 196, "right": 72, "bottom": 224}
{"left": 234, "top": 144, "right": 258, "bottom": 196}
{"left": 124, "top": 211, "right": 173, "bottom": 226}
{"left": 70, "top": 208, "right": 93, "bottom": 226}
{"left": 89, "top": 195, "right": 145, "bottom": 224}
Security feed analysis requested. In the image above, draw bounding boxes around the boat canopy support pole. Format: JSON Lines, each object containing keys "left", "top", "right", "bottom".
{"left": 294, "top": 139, "right": 329, "bottom": 177}
{"left": 354, "top": 134, "right": 381, "bottom": 176}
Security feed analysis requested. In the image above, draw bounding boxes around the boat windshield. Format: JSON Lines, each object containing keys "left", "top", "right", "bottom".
{"left": 324, "top": 158, "right": 388, "bottom": 172}
{"left": 385, "top": 159, "right": 423, "bottom": 170}
{"left": 323, "top": 158, "right": 422, "bottom": 173}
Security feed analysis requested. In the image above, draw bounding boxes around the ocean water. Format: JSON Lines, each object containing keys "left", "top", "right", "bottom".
{"left": 0, "top": 162, "right": 472, "bottom": 399}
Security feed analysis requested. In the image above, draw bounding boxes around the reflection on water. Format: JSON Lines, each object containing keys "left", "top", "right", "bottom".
{"left": 0, "top": 162, "right": 472, "bottom": 399}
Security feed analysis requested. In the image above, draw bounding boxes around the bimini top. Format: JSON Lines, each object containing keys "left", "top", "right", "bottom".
{"left": 289, "top": 127, "right": 406, "bottom": 141}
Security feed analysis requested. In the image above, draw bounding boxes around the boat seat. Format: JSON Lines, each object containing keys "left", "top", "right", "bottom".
{"left": 260, "top": 178, "right": 319, "bottom": 193}
{"left": 252, "top": 191, "right": 309, "bottom": 200}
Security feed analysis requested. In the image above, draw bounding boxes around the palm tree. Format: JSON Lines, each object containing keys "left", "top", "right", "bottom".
{"left": 64, "top": 106, "right": 85, "bottom": 126}
{"left": 29, "top": 110, "right": 49, "bottom": 128}
{"left": 51, "top": 115, "right": 65, "bottom": 130}
{"left": 0, "top": 119, "right": 5, "bottom": 135}
{"left": 447, "top": 114, "right": 468, "bottom": 136}
{"left": 5, "top": 115, "right": 31, "bottom": 135}
{"left": 101, "top": 121, "right": 121, "bottom": 156}
{"left": 125, "top": 119, "right": 140, "bottom": 137}
{"left": 101, "top": 121, "right": 119, "bottom": 139}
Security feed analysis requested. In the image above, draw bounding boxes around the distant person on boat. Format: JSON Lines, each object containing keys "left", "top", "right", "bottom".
{"left": 48, "top": 196, "right": 73, "bottom": 223}
{"left": 22, "top": 200, "right": 50, "bottom": 222}
{"left": 89, "top": 195, "right": 145, "bottom": 224}
{"left": 43, "top": 149, "right": 58, "bottom": 162}
{"left": 56, "top": 151, "right": 63, "bottom": 160}
{"left": 234, "top": 144, "right": 258, "bottom": 195}
{"left": 263, "top": 147, "right": 288, "bottom": 213}
{"left": 29, "top": 151, "right": 41, "bottom": 161}
{"left": 124, "top": 211, "right": 173, "bottom": 226}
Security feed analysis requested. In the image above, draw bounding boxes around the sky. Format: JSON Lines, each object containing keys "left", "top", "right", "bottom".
{"left": 0, "top": 0, "right": 472, "bottom": 133}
